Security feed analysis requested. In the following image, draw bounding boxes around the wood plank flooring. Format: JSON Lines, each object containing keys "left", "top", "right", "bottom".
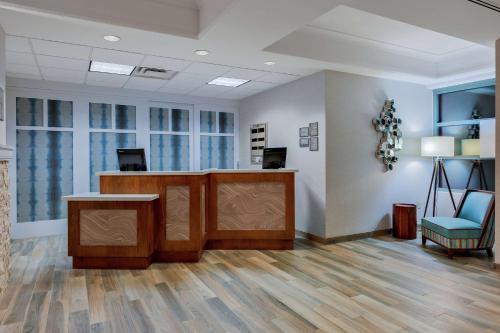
{"left": 0, "top": 233, "right": 499, "bottom": 332}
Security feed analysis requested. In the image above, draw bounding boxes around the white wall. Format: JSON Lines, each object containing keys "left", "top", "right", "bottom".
{"left": 0, "top": 26, "right": 5, "bottom": 146}
{"left": 239, "top": 72, "right": 327, "bottom": 237}
{"left": 325, "top": 71, "right": 433, "bottom": 238}
{"left": 7, "top": 78, "right": 239, "bottom": 239}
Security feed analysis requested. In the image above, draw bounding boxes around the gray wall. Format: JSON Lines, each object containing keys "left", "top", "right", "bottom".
{"left": 239, "top": 72, "right": 327, "bottom": 237}
{"left": 325, "top": 71, "right": 433, "bottom": 238}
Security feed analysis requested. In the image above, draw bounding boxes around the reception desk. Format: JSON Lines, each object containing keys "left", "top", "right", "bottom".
{"left": 66, "top": 169, "right": 296, "bottom": 268}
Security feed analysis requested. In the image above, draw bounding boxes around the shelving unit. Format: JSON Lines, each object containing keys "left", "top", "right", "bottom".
{"left": 435, "top": 118, "right": 493, "bottom": 128}
{"left": 433, "top": 79, "right": 495, "bottom": 191}
{"left": 441, "top": 156, "right": 494, "bottom": 161}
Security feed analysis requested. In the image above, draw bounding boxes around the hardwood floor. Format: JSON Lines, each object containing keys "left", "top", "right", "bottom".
{"left": 0, "top": 233, "right": 499, "bottom": 332}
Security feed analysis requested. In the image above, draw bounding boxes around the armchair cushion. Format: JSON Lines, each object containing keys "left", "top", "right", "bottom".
{"left": 458, "top": 191, "right": 493, "bottom": 225}
{"left": 422, "top": 217, "right": 483, "bottom": 239}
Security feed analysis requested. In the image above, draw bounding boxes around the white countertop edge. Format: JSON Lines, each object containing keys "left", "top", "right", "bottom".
{"left": 64, "top": 192, "right": 159, "bottom": 201}
{"left": 0, "top": 145, "right": 14, "bottom": 161}
{"left": 96, "top": 168, "right": 299, "bottom": 176}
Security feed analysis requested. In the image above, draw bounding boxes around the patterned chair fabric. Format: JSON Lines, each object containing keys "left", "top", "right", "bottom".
{"left": 421, "top": 190, "right": 495, "bottom": 258}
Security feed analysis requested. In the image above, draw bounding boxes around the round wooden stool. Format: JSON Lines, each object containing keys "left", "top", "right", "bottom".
{"left": 393, "top": 203, "right": 417, "bottom": 239}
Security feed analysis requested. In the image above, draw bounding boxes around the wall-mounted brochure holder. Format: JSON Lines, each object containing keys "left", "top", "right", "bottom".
{"left": 251, "top": 123, "right": 267, "bottom": 165}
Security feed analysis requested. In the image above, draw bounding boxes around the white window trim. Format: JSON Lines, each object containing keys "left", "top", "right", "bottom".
{"left": 7, "top": 85, "right": 239, "bottom": 238}
{"left": 147, "top": 102, "right": 195, "bottom": 171}
{"left": 13, "top": 95, "right": 75, "bottom": 235}
{"left": 197, "top": 108, "right": 237, "bottom": 170}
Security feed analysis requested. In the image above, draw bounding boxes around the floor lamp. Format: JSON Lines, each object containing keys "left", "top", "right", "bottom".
{"left": 421, "top": 136, "right": 457, "bottom": 217}
{"left": 462, "top": 139, "right": 488, "bottom": 190}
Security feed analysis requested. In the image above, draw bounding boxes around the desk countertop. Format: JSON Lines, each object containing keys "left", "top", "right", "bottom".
{"left": 96, "top": 168, "right": 298, "bottom": 176}
{"left": 64, "top": 192, "right": 159, "bottom": 201}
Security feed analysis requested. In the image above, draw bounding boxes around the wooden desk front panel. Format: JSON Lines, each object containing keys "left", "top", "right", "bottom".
{"left": 99, "top": 172, "right": 295, "bottom": 257}
{"left": 207, "top": 172, "right": 295, "bottom": 249}
{"left": 166, "top": 185, "right": 190, "bottom": 241}
{"left": 80, "top": 209, "right": 138, "bottom": 246}
{"left": 217, "top": 182, "right": 286, "bottom": 231}
{"left": 100, "top": 175, "right": 206, "bottom": 260}
{"left": 68, "top": 201, "right": 154, "bottom": 258}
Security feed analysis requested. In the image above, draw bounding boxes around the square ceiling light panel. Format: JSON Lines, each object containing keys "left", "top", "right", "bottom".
{"left": 89, "top": 61, "right": 135, "bottom": 75}
{"left": 208, "top": 77, "right": 250, "bottom": 87}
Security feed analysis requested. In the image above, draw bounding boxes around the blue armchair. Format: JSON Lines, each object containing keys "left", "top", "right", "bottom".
{"left": 421, "top": 190, "right": 495, "bottom": 259}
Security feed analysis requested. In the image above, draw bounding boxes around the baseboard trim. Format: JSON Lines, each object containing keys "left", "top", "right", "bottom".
{"left": 296, "top": 228, "right": 392, "bottom": 244}
{"left": 205, "top": 239, "right": 293, "bottom": 250}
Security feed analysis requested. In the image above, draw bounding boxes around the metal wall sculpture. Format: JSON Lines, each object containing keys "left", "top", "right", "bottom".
{"left": 373, "top": 99, "right": 402, "bottom": 171}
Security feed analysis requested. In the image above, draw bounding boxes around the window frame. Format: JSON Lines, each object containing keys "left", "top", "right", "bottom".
{"left": 196, "top": 107, "right": 237, "bottom": 170}
{"left": 15, "top": 96, "right": 75, "bottom": 223}
{"left": 147, "top": 101, "right": 195, "bottom": 171}
{"left": 88, "top": 101, "right": 138, "bottom": 191}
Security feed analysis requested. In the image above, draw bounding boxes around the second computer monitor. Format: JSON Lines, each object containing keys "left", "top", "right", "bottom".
{"left": 262, "top": 147, "right": 287, "bottom": 169}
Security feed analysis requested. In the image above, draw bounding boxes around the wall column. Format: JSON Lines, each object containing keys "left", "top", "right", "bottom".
{"left": 0, "top": 155, "right": 12, "bottom": 293}
{"left": 0, "top": 24, "right": 12, "bottom": 294}
{"left": 495, "top": 39, "right": 500, "bottom": 266}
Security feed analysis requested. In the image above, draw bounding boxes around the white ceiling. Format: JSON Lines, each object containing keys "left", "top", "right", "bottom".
{"left": 0, "top": 0, "right": 498, "bottom": 98}
{"left": 5, "top": 36, "right": 299, "bottom": 99}
{"left": 310, "top": 6, "right": 477, "bottom": 57}
{"left": 149, "top": 0, "right": 200, "bottom": 10}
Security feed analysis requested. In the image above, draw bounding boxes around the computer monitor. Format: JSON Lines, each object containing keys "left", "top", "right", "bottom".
{"left": 262, "top": 147, "right": 287, "bottom": 169}
{"left": 117, "top": 148, "right": 147, "bottom": 171}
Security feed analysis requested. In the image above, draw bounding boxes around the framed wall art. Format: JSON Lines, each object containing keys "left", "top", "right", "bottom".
{"left": 309, "top": 122, "right": 318, "bottom": 136}
{"left": 299, "top": 137, "right": 309, "bottom": 148}
{"left": 310, "top": 136, "right": 319, "bottom": 151}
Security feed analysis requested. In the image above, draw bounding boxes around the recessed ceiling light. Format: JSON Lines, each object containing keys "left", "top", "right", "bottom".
{"left": 103, "top": 35, "right": 121, "bottom": 42}
{"left": 208, "top": 77, "right": 250, "bottom": 87}
{"left": 264, "top": 61, "right": 276, "bottom": 66}
{"left": 194, "top": 50, "right": 210, "bottom": 56}
{"left": 89, "top": 61, "right": 135, "bottom": 75}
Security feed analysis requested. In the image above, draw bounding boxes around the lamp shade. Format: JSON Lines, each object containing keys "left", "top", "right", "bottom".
{"left": 421, "top": 136, "right": 454, "bottom": 157}
{"left": 461, "top": 139, "right": 480, "bottom": 156}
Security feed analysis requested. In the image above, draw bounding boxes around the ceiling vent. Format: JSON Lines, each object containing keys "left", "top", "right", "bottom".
{"left": 131, "top": 67, "right": 178, "bottom": 80}
{"left": 468, "top": 0, "right": 500, "bottom": 13}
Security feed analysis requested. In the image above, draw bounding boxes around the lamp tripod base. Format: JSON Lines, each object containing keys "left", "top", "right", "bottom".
{"left": 424, "top": 159, "right": 456, "bottom": 217}
{"left": 466, "top": 160, "right": 488, "bottom": 190}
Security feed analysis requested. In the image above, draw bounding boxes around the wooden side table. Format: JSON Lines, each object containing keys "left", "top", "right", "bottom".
{"left": 393, "top": 203, "right": 417, "bottom": 239}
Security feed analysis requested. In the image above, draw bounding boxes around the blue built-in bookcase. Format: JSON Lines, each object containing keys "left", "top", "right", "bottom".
{"left": 433, "top": 78, "right": 496, "bottom": 191}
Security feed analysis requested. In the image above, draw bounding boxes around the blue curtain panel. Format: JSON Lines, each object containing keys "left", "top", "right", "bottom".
{"left": 219, "top": 112, "right": 234, "bottom": 134}
{"left": 150, "top": 134, "right": 189, "bottom": 171}
{"left": 218, "top": 136, "right": 234, "bottom": 169}
{"left": 16, "top": 97, "right": 43, "bottom": 126}
{"left": 171, "top": 109, "right": 189, "bottom": 132}
{"left": 48, "top": 99, "right": 73, "bottom": 128}
{"left": 200, "top": 135, "right": 234, "bottom": 170}
{"left": 200, "top": 111, "right": 216, "bottom": 133}
{"left": 16, "top": 130, "right": 73, "bottom": 222}
{"left": 150, "top": 107, "right": 169, "bottom": 131}
{"left": 89, "top": 103, "right": 112, "bottom": 129}
{"left": 89, "top": 132, "right": 136, "bottom": 191}
{"left": 115, "top": 104, "right": 136, "bottom": 130}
